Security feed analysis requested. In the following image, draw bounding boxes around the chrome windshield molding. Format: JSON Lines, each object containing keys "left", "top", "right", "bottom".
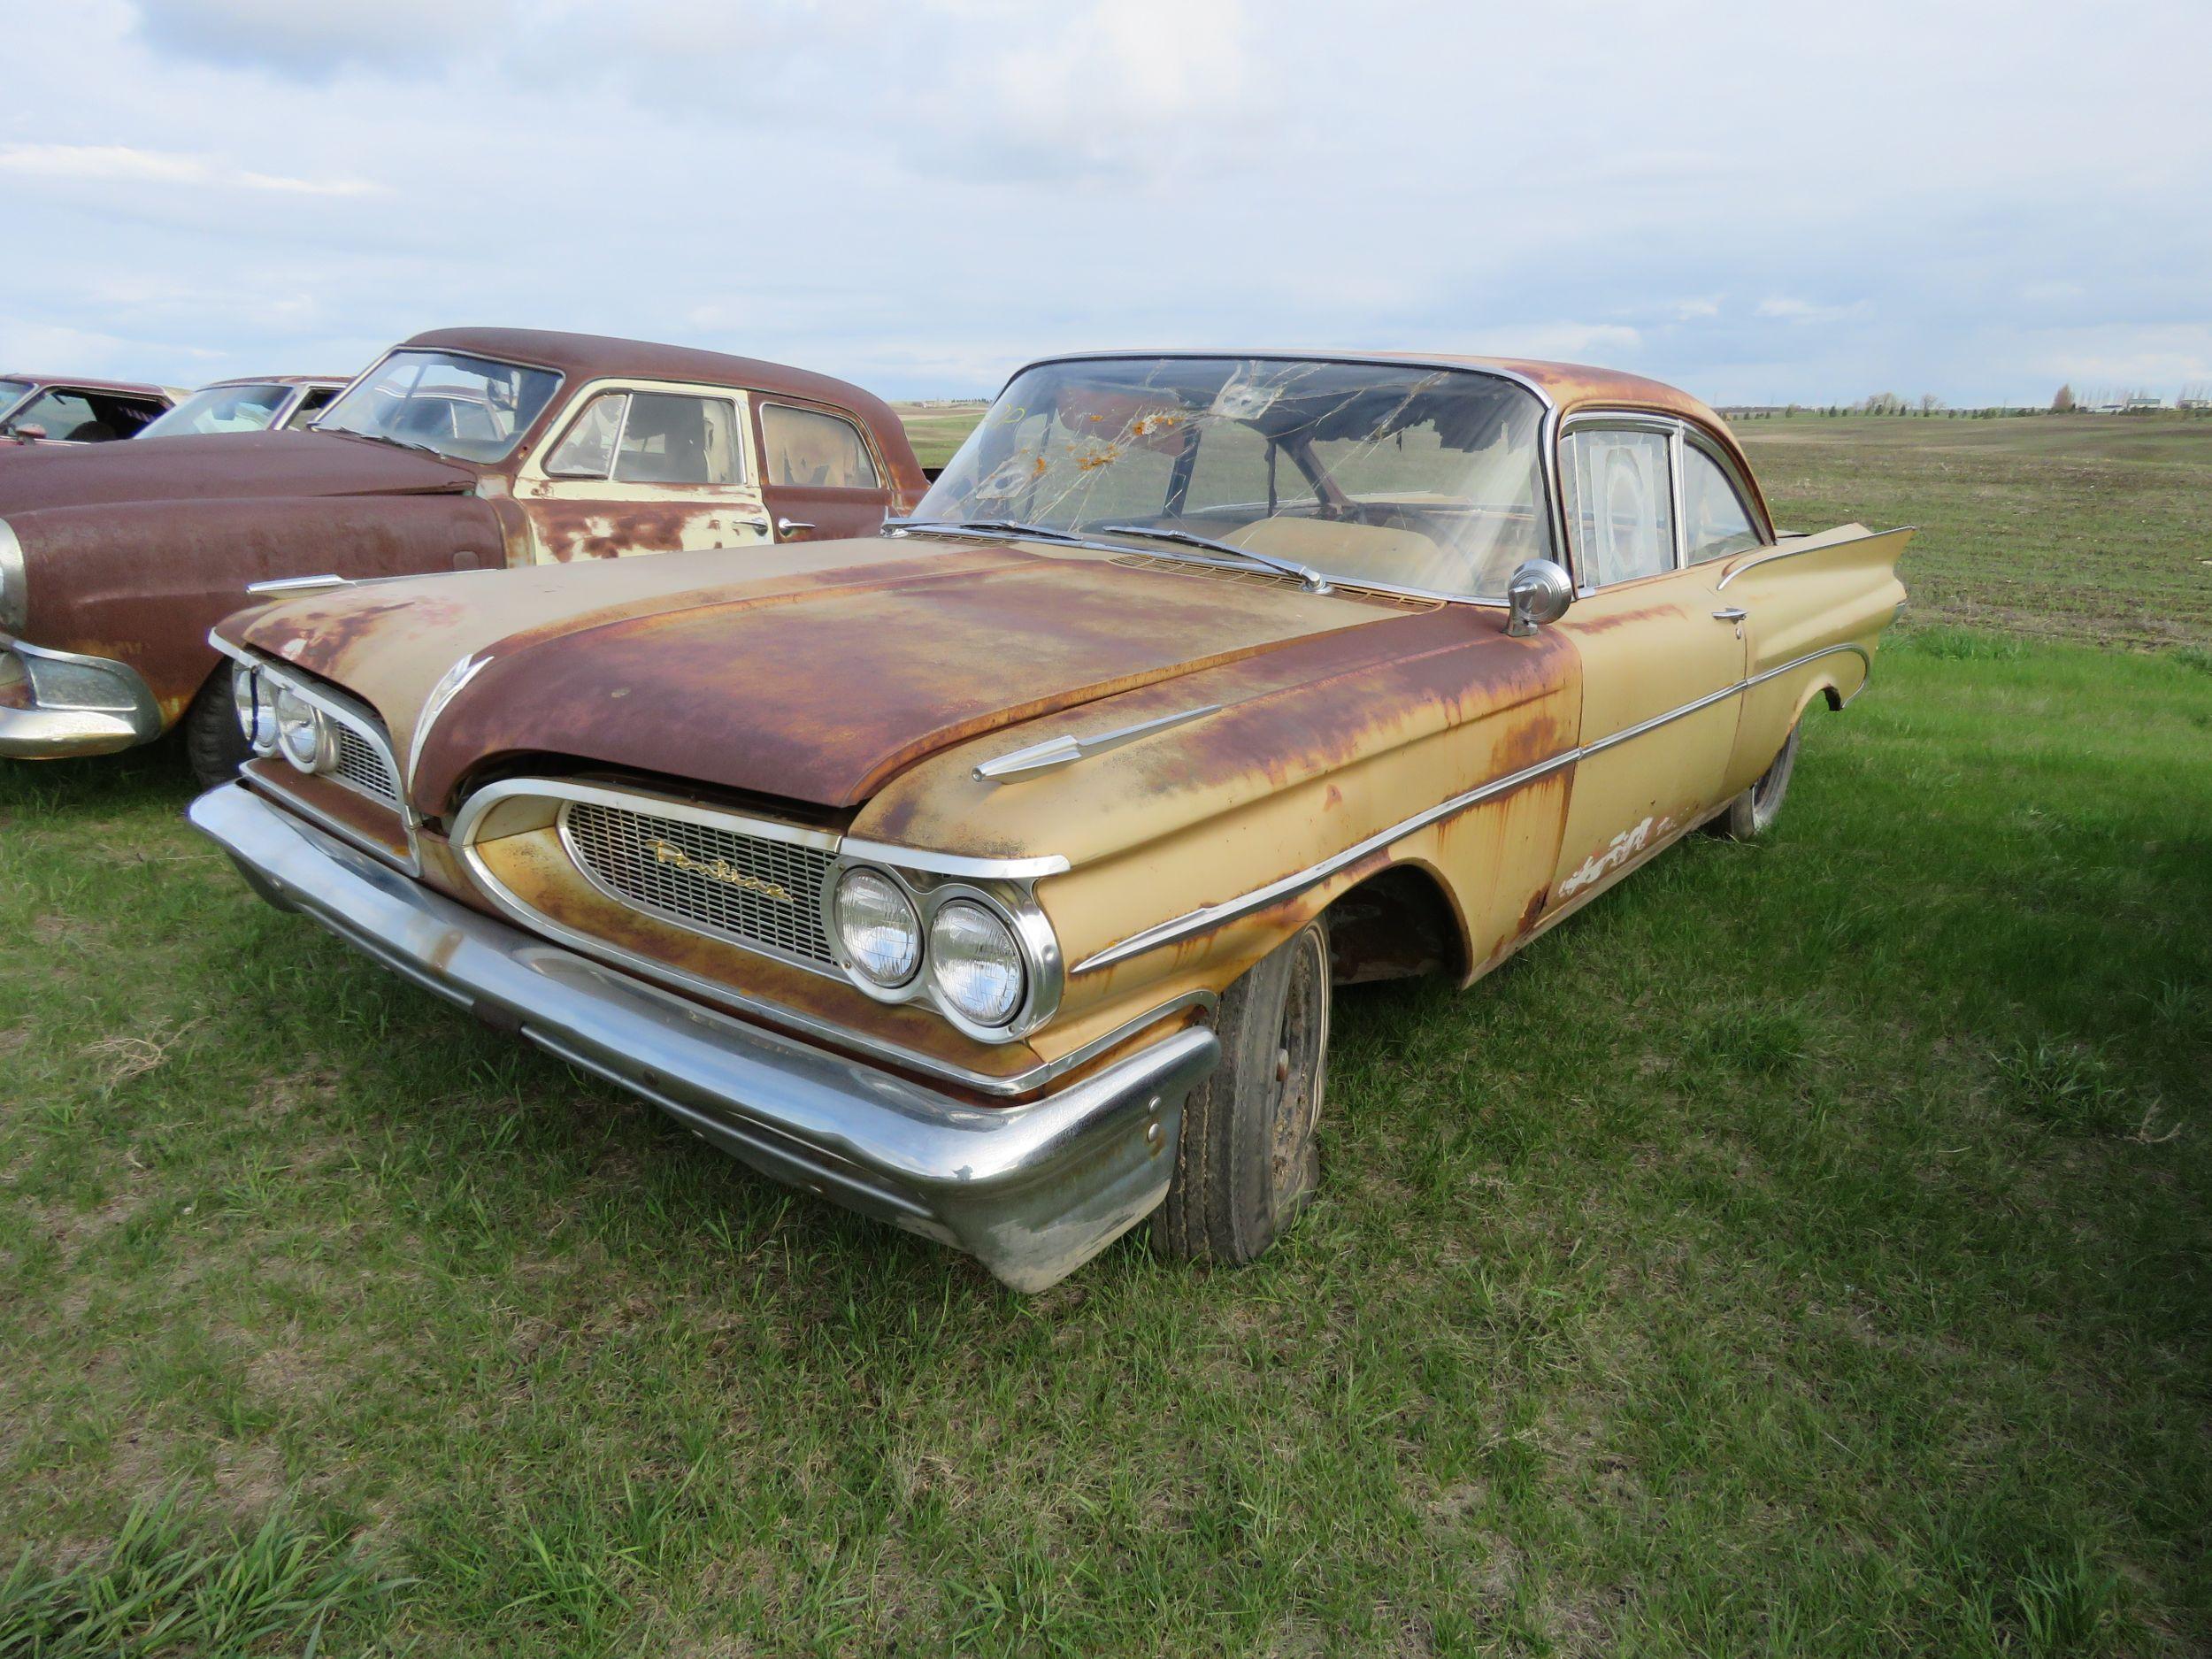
{"left": 246, "top": 573, "right": 349, "bottom": 597}
{"left": 836, "top": 839, "right": 1071, "bottom": 879}
{"left": 1073, "top": 748, "right": 1581, "bottom": 975}
{"left": 0, "top": 516, "right": 24, "bottom": 633}
{"left": 1714, "top": 526, "right": 1916, "bottom": 590}
{"left": 1004, "top": 349, "right": 1559, "bottom": 413}
{"left": 974, "top": 704, "right": 1221, "bottom": 783}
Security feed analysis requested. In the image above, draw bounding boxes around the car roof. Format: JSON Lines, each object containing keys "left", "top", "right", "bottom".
{"left": 395, "top": 327, "right": 903, "bottom": 429}
{"left": 196, "top": 374, "right": 351, "bottom": 391}
{"left": 0, "top": 373, "right": 175, "bottom": 399}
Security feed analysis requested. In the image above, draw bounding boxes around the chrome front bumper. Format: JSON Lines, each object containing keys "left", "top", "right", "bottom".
{"left": 188, "top": 783, "right": 1217, "bottom": 1291}
{"left": 0, "top": 637, "right": 165, "bottom": 758}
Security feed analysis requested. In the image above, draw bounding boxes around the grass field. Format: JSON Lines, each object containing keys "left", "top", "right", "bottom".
{"left": 3, "top": 417, "right": 2208, "bottom": 1655}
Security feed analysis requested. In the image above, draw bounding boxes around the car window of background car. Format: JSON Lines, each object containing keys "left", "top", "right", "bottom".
{"left": 1562, "top": 428, "right": 1676, "bottom": 587}
{"left": 614, "top": 394, "right": 742, "bottom": 485}
{"left": 291, "top": 387, "right": 338, "bottom": 425}
{"left": 1682, "top": 446, "right": 1763, "bottom": 563}
{"left": 317, "top": 349, "right": 560, "bottom": 463}
{"left": 140, "top": 382, "right": 290, "bottom": 438}
{"left": 3, "top": 388, "right": 101, "bottom": 440}
{"left": 761, "top": 403, "right": 878, "bottom": 489}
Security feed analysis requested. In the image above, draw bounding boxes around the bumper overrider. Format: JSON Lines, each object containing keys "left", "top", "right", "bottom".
{"left": 188, "top": 782, "right": 1220, "bottom": 1291}
{"left": 0, "top": 634, "right": 165, "bottom": 758}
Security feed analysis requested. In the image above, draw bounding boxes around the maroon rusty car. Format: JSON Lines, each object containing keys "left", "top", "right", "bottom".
{"left": 0, "top": 327, "right": 925, "bottom": 782}
{"left": 0, "top": 373, "right": 180, "bottom": 447}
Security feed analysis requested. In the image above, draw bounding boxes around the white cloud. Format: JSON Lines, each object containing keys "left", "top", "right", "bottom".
{"left": 1755, "top": 297, "right": 1867, "bottom": 326}
{"left": 0, "top": 142, "right": 380, "bottom": 196}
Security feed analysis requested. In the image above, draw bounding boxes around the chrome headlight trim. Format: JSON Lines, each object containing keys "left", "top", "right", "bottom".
{"left": 273, "top": 685, "right": 337, "bottom": 773}
{"left": 0, "top": 516, "right": 25, "bottom": 634}
{"left": 817, "top": 859, "right": 1064, "bottom": 1044}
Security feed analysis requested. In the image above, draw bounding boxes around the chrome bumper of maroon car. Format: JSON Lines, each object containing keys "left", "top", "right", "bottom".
{"left": 0, "top": 635, "right": 165, "bottom": 758}
{"left": 188, "top": 781, "right": 1217, "bottom": 1291}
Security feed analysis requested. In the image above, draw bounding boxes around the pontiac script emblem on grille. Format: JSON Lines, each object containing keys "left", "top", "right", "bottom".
{"left": 649, "top": 839, "right": 795, "bottom": 903}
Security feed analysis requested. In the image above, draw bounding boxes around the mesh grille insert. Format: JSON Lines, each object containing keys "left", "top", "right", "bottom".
{"left": 562, "top": 800, "right": 836, "bottom": 968}
{"left": 332, "top": 726, "right": 400, "bottom": 803}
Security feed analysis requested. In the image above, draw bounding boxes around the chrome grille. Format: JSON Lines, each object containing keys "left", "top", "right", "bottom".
{"left": 561, "top": 800, "right": 836, "bottom": 968}
{"left": 332, "top": 725, "right": 401, "bottom": 803}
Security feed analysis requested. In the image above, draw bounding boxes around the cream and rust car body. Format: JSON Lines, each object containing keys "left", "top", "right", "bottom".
{"left": 195, "top": 352, "right": 1908, "bottom": 1284}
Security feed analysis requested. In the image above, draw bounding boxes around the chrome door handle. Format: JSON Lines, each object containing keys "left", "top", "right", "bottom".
{"left": 733, "top": 515, "right": 771, "bottom": 532}
{"left": 1712, "top": 606, "right": 1747, "bottom": 622}
{"left": 776, "top": 517, "right": 816, "bottom": 537}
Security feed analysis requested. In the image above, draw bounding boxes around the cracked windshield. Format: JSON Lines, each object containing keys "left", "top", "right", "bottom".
{"left": 914, "top": 357, "right": 1554, "bottom": 599}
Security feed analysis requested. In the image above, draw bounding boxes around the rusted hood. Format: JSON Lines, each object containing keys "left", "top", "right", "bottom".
{"left": 0, "top": 428, "right": 473, "bottom": 513}
{"left": 231, "top": 538, "right": 1416, "bottom": 812}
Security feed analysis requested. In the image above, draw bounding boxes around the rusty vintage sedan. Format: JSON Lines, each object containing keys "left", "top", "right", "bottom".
{"left": 189, "top": 351, "right": 1909, "bottom": 1289}
{"left": 0, "top": 327, "right": 923, "bottom": 781}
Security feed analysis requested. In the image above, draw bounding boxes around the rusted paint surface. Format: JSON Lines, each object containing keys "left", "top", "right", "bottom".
{"left": 2, "top": 327, "right": 919, "bottom": 749}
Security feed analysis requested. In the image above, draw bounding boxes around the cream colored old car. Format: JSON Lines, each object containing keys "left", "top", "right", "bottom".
{"left": 191, "top": 351, "right": 1909, "bottom": 1289}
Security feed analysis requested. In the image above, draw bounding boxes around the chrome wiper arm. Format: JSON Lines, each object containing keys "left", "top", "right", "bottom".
{"left": 1099, "top": 523, "right": 1332, "bottom": 594}
{"left": 883, "top": 517, "right": 1093, "bottom": 546}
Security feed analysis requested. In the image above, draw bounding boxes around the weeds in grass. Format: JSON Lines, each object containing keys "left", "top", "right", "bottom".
{"left": 2008, "top": 1544, "right": 2128, "bottom": 1656}
{"left": 1992, "top": 1039, "right": 2136, "bottom": 1137}
{"left": 2169, "top": 644, "right": 2212, "bottom": 676}
{"left": 0, "top": 1488, "right": 401, "bottom": 1656}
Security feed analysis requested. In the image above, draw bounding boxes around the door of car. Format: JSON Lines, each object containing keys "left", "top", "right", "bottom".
{"left": 512, "top": 379, "right": 772, "bottom": 564}
{"left": 754, "top": 398, "right": 898, "bottom": 542}
{"left": 1545, "top": 416, "right": 1747, "bottom": 906}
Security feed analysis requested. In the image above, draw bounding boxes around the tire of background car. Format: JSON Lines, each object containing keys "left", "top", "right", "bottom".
{"left": 1152, "top": 914, "right": 1331, "bottom": 1266}
{"left": 182, "top": 672, "right": 252, "bottom": 790}
{"left": 1709, "top": 718, "right": 1802, "bottom": 841}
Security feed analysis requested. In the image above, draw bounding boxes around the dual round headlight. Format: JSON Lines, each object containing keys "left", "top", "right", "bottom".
{"left": 272, "top": 685, "right": 335, "bottom": 773}
{"left": 830, "top": 867, "right": 1029, "bottom": 1029}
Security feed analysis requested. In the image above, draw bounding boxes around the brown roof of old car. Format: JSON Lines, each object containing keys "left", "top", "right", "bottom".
{"left": 2, "top": 373, "right": 174, "bottom": 398}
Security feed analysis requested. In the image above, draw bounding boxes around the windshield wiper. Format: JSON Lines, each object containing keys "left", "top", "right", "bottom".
{"left": 329, "top": 427, "right": 444, "bottom": 458}
{"left": 884, "top": 517, "right": 1094, "bottom": 546}
{"left": 1099, "top": 523, "right": 1332, "bottom": 594}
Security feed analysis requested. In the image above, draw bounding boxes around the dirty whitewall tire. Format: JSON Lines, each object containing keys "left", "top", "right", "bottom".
{"left": 1711, "top": 719, "right": 1802, "bottom": 841}
{"left": 183, "top": 672, "right": 252, "bottom": 789}
{"left": 1152, "top": 915, "right": 1331, "bottom": 1267}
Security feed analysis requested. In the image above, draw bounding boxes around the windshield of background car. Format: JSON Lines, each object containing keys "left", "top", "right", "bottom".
{"left": 315, "top": 349, "right": 559, "bottom": 463}
{"left": 139, "top": 381, "right": 291, "bottom": 438}
{"left": 914, "top": 357, "right": 1554, "bottom": 600}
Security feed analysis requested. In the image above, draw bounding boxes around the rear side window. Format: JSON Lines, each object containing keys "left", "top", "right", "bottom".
{"left": 1561, "top": 428, "right": 1675, "bottom": 587}
{"left": 546, "top": 391, "right": 746, "bottom": 485}
{"left": 1682, "top": 445, "right": 1763, "bottom": 563}
{"left": 761, "top": 403, "right": 880, "bottom": 489}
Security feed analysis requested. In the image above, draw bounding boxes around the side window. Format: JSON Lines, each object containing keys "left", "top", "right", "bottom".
{"left": 1682, "top": 446, "right": 1763, "bottom": 563}
{"left": 1561, "top": 428, "right": 1675, "bottom": 588}
{"left": 291, "top": 388, "right": 337, "bottom": 426}
{"left": 4, "top": 388, "right": 99, "bottom": 440}
{"left": 616, "top": 393, "right": 743, "bottom": 485}
{"left": 546, "top": 392, "right": 626, "bottom": 477}
{"left": 760, "top": 403, "right": 879, "bottom": 489}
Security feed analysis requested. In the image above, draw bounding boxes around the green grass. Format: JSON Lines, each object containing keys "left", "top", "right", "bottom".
{"left": 4, "top": 423, "right": 2210, "bottom": 1654}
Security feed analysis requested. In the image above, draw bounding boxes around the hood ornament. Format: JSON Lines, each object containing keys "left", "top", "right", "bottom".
{"left": 973, "top": 704, "right": 1219, "bottom": 784}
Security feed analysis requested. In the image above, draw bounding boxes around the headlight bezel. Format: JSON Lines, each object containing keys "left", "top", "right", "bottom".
{"left": 232, "top": 662, "right": 279, "bottom": 755}
{"left": 819, "top": 862, "right": 1061, "bottom": 1043}
{"left": 831, "top": 865, "right": 924, "bottom": 989}
{"left": 273, "top": 683, "right": 338, "bottom": 774}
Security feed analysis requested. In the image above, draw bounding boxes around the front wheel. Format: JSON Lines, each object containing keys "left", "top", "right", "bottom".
{"left": 183, "top": 671, "right": 252, "bottom": 789}
{"left": 1709, "top": 720, "right": 1801, "bottom": 841}
{"left": 1153, "top": 916, "right": 1331, "bottom": 1266}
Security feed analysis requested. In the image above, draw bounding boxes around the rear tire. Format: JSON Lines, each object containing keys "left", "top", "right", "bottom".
{"left": 183, "top": 672, "right": 251, "bottom": 789}
{"left": 1152, "top": 916, "right": 1331, "bottom": 1266}
{"left": 1710, "top": 719, "right": 1801, "bottom": 841}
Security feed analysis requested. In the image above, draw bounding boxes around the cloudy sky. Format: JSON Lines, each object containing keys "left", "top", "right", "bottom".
{"left": 3, "top": 0, "right": 2207, "bottom": 404}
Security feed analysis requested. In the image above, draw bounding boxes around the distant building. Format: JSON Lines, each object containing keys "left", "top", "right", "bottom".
{"left": 2178, "top": 396, "right": 2210, "bottom": 411}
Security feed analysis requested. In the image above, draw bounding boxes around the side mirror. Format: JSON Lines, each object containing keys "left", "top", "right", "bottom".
{"left": 12, "top": 425, "right": 47, "bottom": 445}
{"left": 1505, "top": 558, "right": 1574, "bottom": 636}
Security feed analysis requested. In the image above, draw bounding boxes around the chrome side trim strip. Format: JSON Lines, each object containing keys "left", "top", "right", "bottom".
{"left": 1073, "top": 641, "right": 1878, "bottom": 975}
{"left": 974, "top": 704, "right": 1220, "bottom": 783}
{"left": 1072, "top": 749, "right": 1581, "bottom": 975}
{"left": 1714, "top": 525, "right": 1915, "bottom": 590}
{"left": 246, "top": 574, "right": 349, "bottom": 596}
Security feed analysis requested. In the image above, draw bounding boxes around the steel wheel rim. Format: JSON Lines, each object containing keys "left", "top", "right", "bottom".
{"left": 1266, "top": 926, "right": 1329, "bottom": 1210}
